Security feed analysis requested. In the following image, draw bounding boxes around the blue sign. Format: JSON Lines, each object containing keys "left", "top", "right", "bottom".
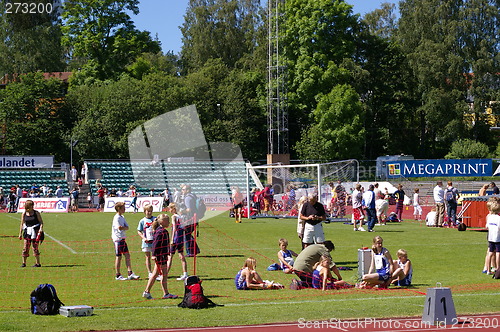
{"left": 386, "top": 159, "right": 492, "bottom": 178}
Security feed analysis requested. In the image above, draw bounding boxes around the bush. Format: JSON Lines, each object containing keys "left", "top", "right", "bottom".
{"left": 445, "top": 138, "right": 490, "bottom": 159}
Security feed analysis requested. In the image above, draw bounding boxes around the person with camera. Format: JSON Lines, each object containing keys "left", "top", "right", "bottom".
{"left": 300, "top": 193, "right": 326, "bottom": 248}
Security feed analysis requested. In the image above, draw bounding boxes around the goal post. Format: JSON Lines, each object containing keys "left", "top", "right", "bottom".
{"left": 245, "top": 159, "right": 359, "bottom": 218}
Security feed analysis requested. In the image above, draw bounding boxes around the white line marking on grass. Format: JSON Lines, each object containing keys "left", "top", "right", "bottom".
{"left": 44, "top": 233, "right": 77, "bottom": 254}
{"left": 2, "top": 213, "right": 78, "bottom": 254}
{"left": 92, "top": 292, "right": 500, "bottom": 311}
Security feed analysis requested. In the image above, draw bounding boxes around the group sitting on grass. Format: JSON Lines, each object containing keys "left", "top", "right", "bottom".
{"left": 358, "top": 236, "right": 412, "bottom": 289}
{"left": 234, "top": 237, "right": 412, "bottom": 291}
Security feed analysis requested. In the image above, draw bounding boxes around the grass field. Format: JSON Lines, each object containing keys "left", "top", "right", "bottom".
{"left": 0, "top": 210, "right": 498, "bottom": 331}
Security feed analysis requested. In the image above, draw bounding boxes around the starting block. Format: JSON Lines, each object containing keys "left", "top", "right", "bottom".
{"left": 422, "top": 283, "right": 457, "bottom": 325}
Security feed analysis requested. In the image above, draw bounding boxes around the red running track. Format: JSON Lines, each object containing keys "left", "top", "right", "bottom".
{"left": 111, "top": 314, "right": 500, "bottom": 332}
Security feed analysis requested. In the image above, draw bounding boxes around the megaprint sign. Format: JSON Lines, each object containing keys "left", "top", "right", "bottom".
{"left": 387, "top": 159, "right": 492, "bottom": 178}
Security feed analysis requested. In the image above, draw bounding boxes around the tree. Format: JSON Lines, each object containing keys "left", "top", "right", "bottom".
{"left": 66, "top": 73, "right": 183, "bottom": 159}
{"left": 126, "top": 52, "right": 180, "bottom": 80}
{"left": 397, "top": 0, "right": 482, "bottom": 157}
{"left": 0, "top": 0, "right": 65, "bottom": 75}
{"left": 282, "top": 0, "right": 364, "bottom": 158}
{"left": 295, "top": 84, "right": 365, "bottom": 161}
{"left": 182, "top": 58, "right": 267, "bottom": 160}
{"left": 362, "top": 2, "right": 398, "bottom": 40}
{"left": 0, "top": 73, "right": 72, "bottom": 160}
{"left": 459, "top": 0, "right": 500, "bottom": 143}
{"left": 180, "top": 0, "right": 264, "bottom": 73}
{"left": 62, "top": 0, "right": 161, "bottom": 81}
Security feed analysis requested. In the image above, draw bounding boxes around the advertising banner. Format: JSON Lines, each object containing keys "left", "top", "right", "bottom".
{"left": 0, "top": 156, "right": 54, "bottom": 168}
{"left": 17, "top": 197, "right": 70, "bottom": 213}
{"left": 387, "top": 159, "right": 492, "bottom": 178}
{"left": 104, "top": 194, "right": 232, "bottom": 213}
{"left": 104, "top": 197, "right": 164, "bottom": 213}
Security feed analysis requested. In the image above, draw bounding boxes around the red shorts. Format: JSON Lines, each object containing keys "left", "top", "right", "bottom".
{"left": 353, "top": 208, "right": 364, "bottom": 221}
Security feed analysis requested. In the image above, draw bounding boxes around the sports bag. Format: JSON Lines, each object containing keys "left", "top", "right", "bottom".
{"left": 178, "top": 276, "right": 221, "bottom": 309}
{"left": 445, "top": 188, "right": 455, "bottom": 202}
{"left": 30, "top": 284, "right": 64, "bottom": 315}
{"left": 186, "top": 194, "right": 206, "bottom": 219}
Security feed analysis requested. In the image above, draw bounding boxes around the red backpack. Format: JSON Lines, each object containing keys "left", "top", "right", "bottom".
{"left": 177, "top": 276, "right": 222, "bottom": 309}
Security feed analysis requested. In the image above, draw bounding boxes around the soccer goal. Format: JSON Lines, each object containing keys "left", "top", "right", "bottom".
{"left": 245, "top": 159, "right": 359, "bottom": 218}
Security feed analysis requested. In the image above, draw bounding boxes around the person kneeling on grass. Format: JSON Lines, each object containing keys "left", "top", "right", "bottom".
{"left": 312, "top": 255, "right": 352, "bottom": 291}
{"left": 359, "top": 236, "right": 394, "bottom": 289}
{"left": 235, "top": 257, "right": 284, "bottom": 290}
{"left": 391, "top": 249, "right": 412, "bottom": 286}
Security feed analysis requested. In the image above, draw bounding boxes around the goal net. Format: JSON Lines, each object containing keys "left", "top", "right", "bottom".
{"left": 246, "top": 160, "right": 359, "bottom": 218}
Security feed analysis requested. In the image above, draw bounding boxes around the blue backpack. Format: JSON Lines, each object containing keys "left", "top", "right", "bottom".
{"left": 445, "top": 188, "right": 455, "bottom": 202}
{"left": 30, "top": 284, "right": 64, "bottom": 315}
{"left": 186, "top": 194, "right": 206, "bottom": 219}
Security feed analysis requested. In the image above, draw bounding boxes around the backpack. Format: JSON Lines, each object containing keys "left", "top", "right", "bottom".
{"left": 457, "top": 222, "right": 467, "bottom": 231}
{"left": 187, "top": 194, "right": 206, "bottom": 219}
{"left": 445, "top": 188, "right": 455, "bottom": 202}
{"left": 30, "top": 284, "right": 64, "bottom": 315}
{"left": 493, "top": 268, "right": 500, "bottom": 279}
{"left": 177, "top": 276, "right": 221, "bottom": 309}
{"left": 195, "top": 197, "right": 206, "bottom": 219}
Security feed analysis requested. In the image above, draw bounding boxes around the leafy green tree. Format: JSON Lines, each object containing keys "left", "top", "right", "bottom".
{"left": 396, "top": 0, "right": 495, "bottom": 157}
{"left": 180, "top": 0, "right": 263, "bottom": 73}
{"left": 62, "top": 0, "right": 161, "bottom": 81}
{"left": 295, "top": 84, "right": 365, "bottom": 161}
{"left": 126, "top": 52, "right": 180, "bottom": 80}
{"left": 183, "top": 58, "right": 267, "bottom": 160}
{"left": 0, "top": 73, "right": 72, "bottom": 160}
{"left": 282, "top": 0, "right": 362, "bottom": 157}
{"left": 66, "top": 73, "right": 185, "bottom": 159}
{"left": 445, "top": 139, "right": 490, "bottom": 159}
{"left": 459, "top": 0, "right": 500, "bottom": 143}
{"left": 362, "top": 2, "right": 398, "bottom": 40}
{"left": 0, "top": 0, "right": 65, "bottom": 75}
{"left": 354, "top": 34, "right": 421, "bottom": 159}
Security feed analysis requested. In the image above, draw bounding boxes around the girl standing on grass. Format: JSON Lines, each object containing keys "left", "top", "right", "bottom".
{"left": 169, "top": 203, "right": 188, "bottom": 281}
{"left": 360, "top": 236, "right": 394, "bottom": 288}
{"left": 18, "top": 200, "right": 43, "bottom": 267}
{"left": 142, "top": 214, "right": 178, "bottom": 300}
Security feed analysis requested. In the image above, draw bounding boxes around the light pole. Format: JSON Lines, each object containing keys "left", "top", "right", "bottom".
{"left": 70, "top": 138, "right": 79, "bottom": 170}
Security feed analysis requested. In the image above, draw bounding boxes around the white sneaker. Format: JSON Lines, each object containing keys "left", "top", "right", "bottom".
{"left": 358, "top": 227, "right": 366, "bottom": 231}
{"left": 127, "top": 273, "right": 140, "bottom": 280}
{"left": 115, "top": 275, "right": 127, "bottom": 281}
{"left": 353, "top": 227, "right": 358, "bottom": 231}
{"left": 142, "top": 291, "right": 153, "bottom": 300}
{"left": 156, "top": 275, "right": 162, "bottom": 281}
{"left": 176, "top": 274, "right": 188, "bottom": 281}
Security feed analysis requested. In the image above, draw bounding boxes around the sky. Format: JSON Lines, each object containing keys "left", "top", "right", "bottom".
{"left": 133, "top": 0, "right": 399, "bottom": 55}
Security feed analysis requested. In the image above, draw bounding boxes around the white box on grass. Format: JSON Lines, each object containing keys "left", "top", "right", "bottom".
{"left": 59, "top": 305, "right": 94, "bottom": 317}
{"left": 357, "top": 248, "right": 372, "bottom": 278}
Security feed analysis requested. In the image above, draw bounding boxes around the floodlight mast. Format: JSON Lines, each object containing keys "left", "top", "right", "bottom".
{"left": 267, "top": 0, "right": 288, "bottom": 156}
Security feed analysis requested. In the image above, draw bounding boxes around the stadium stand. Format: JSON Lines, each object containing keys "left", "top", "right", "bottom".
{"left": 0, "top": 170, "right": 69, "bottom": 196}
{"left": 86, "top": 160, "right": 253, "bottom": 196}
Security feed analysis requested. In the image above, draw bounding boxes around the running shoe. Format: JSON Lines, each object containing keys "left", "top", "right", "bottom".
{"left": 162, "top": 293, "right": 178, "bottom": 299}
